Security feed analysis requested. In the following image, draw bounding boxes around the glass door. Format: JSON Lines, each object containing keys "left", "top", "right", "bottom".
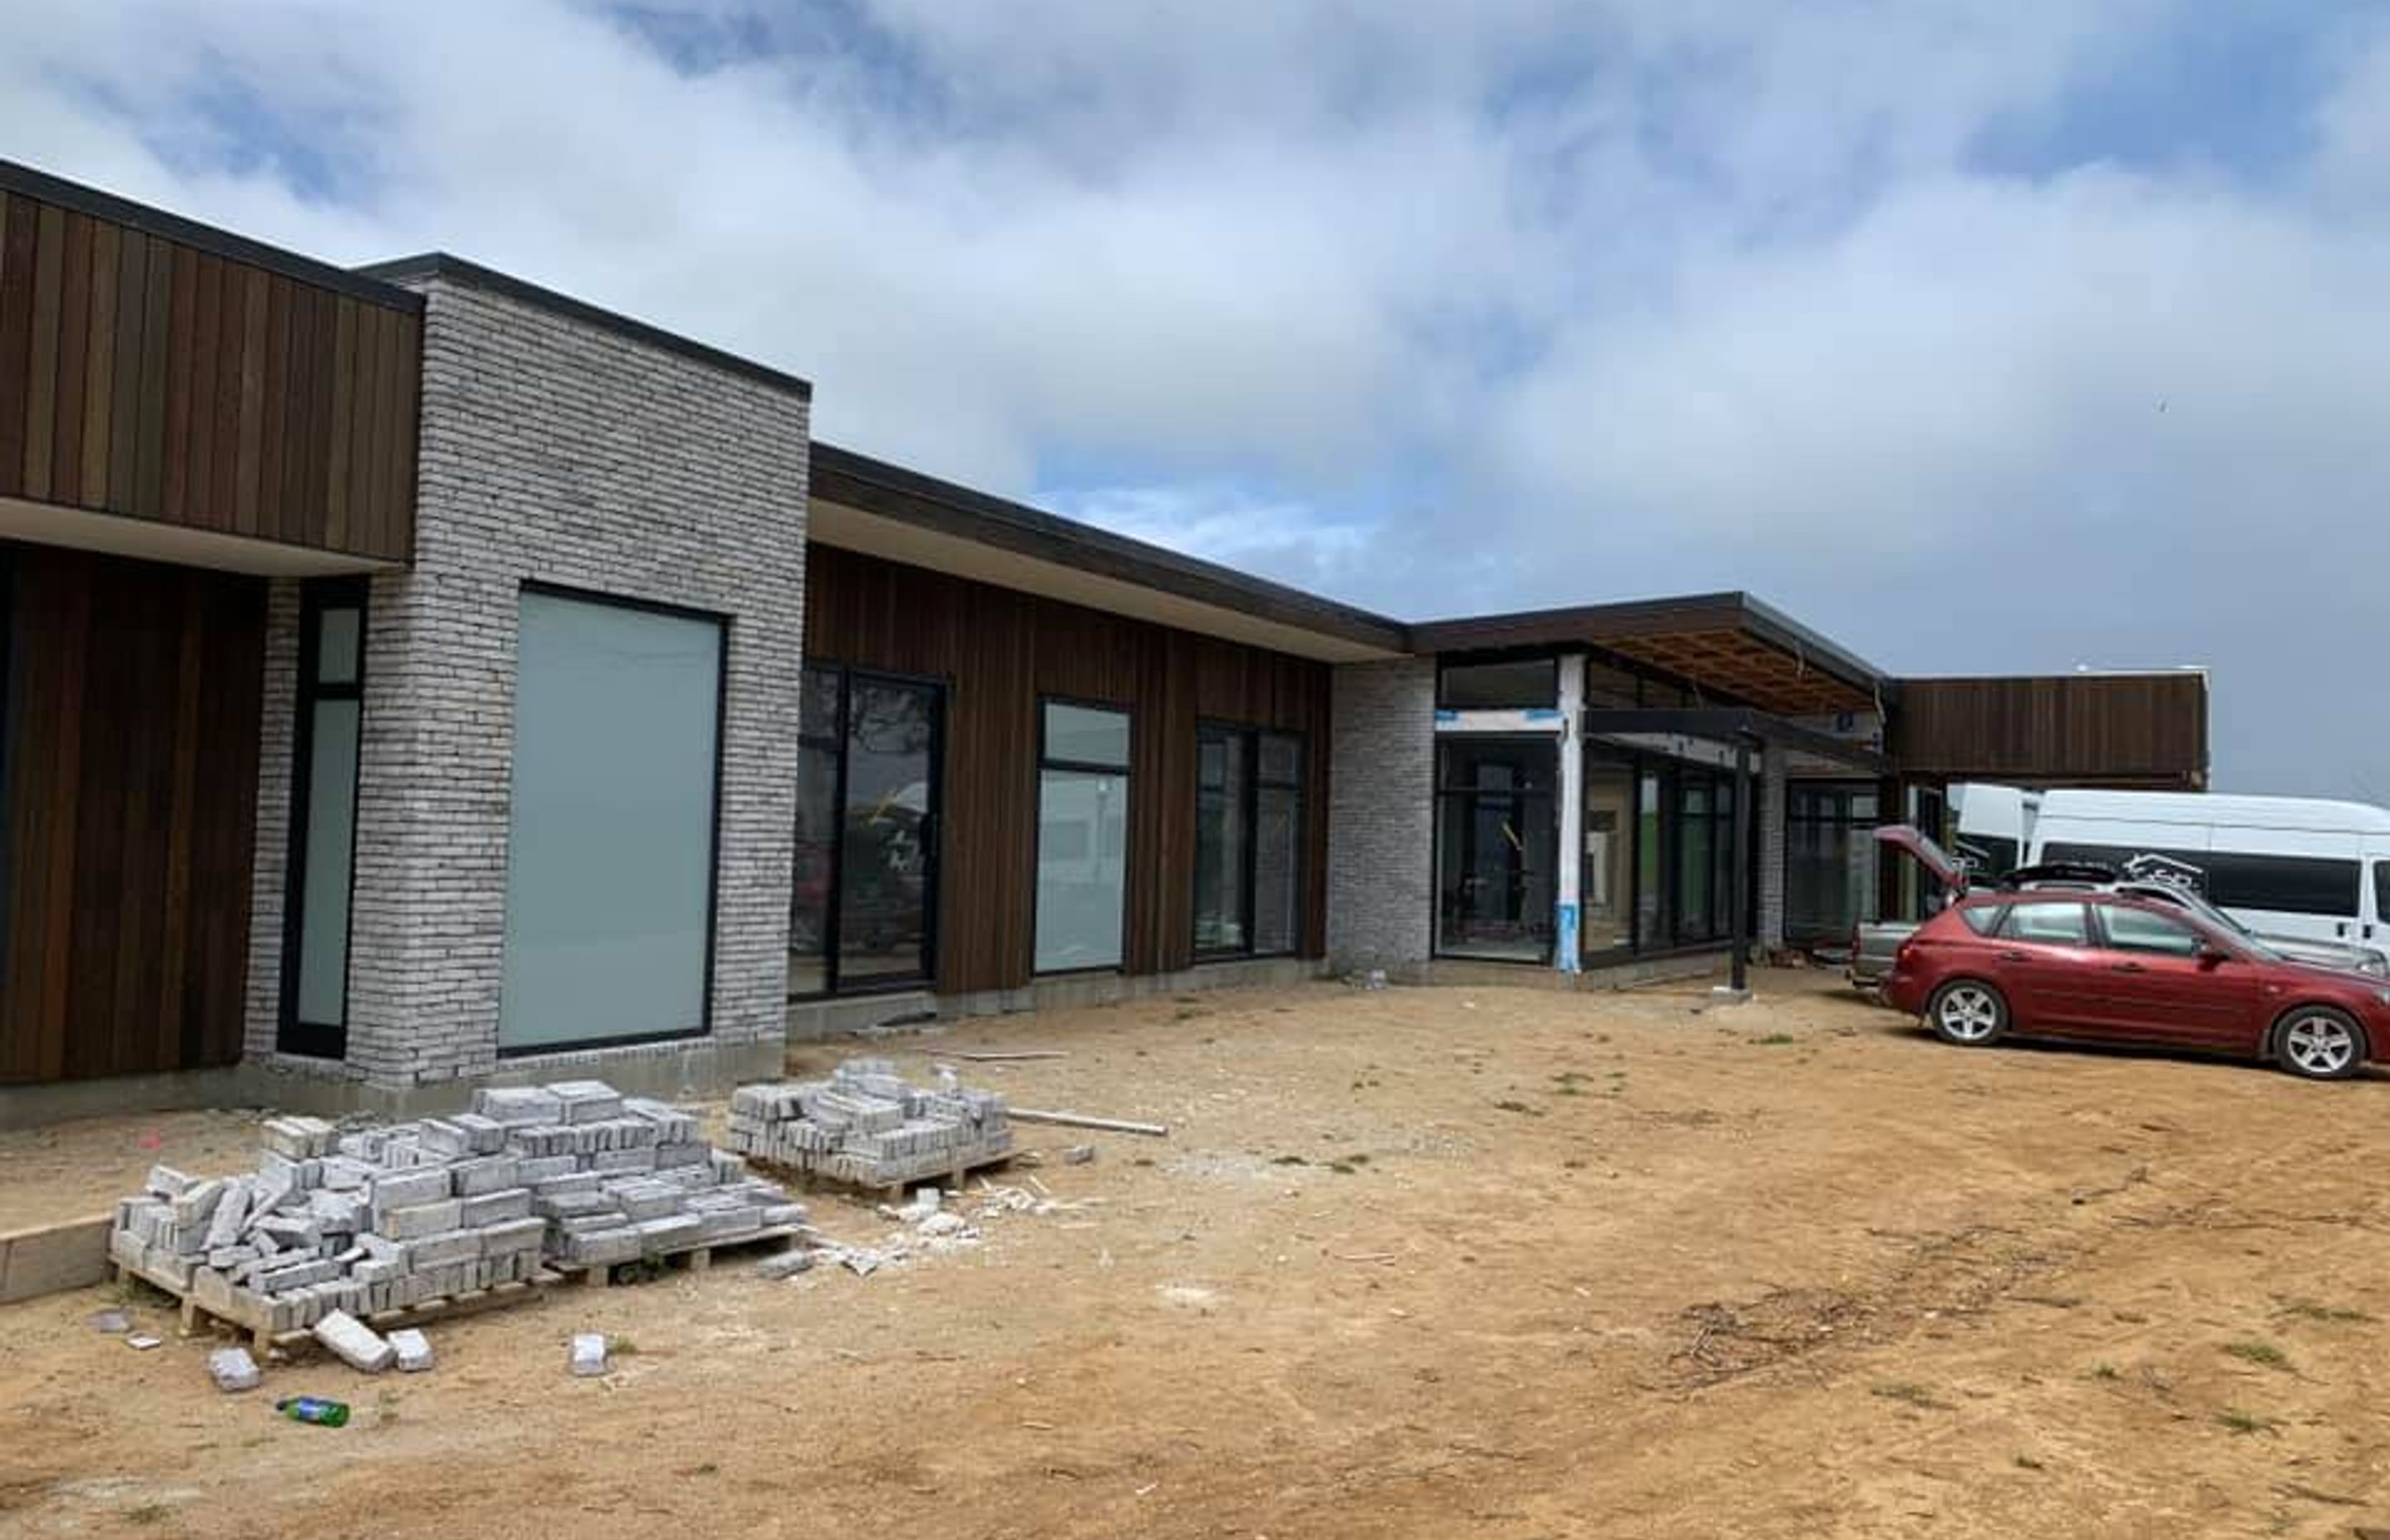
{"left": 790, "top": 665, "right": 943, "bottom": 996}
{"left": 1434, "top": 738, "right": 1558, "bottom": 962}
{"left": 836, "top": 675, "right": 940, "bottom": 987}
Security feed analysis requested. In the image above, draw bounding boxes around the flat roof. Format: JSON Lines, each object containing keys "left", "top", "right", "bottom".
{"left": 1411, "top": 592, "right": 1887, "bottom": 716}
{"left": 810, "top": 444, "right": 1412, "bottom": 664}
{"left": 0, "top": 159, "right": 422, "bottom": 313}
{"left": 356, "top": 252, "right": 812, "bottom": 401}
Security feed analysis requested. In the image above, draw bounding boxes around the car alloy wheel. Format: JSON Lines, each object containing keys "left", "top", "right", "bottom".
{"left": 2276, "top": 1009, "right": 2363, "bottom": 1081}
{"left": 1930, "top": 981, "right": 2005, "bottom": 1045}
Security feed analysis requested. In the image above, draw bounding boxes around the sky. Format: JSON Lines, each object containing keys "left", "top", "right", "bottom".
{"left": 5, "top": 1, "right": 2387, "bottom": 797}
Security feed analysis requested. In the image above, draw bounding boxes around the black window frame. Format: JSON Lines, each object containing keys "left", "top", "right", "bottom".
{"left": 1033, "top": 695, "right": 1134, "bottom": 977}
{"left": 2376, "top": 860, "right": 2390, "bottom": 936}
{"left": 785, "top": 659, "right": 947, "bottom": 1000}
{"left": 1193, "top": 720, "right": 1306, "bottom": 961}
{"left": 1433, "top": 733, "right": 1561, "bottom": 964}
{"left": 278, "top": 577, "right": 370, "bottom": 1060}
{"left": 0, "top": 546, "right": 14, "bottom": 998}
{"left": 1436, "top": 655, "right": 1559, "bottom": 712}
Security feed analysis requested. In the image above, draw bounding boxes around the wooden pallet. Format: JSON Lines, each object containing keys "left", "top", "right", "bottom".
{"left": 547, "top": 1226, "right": 801, "bottom": 1289}
{"left": 758, "top": 1149, "right": 1017, "bottom": 1207}
{"left": 114, "top": 1256, "right": 556, "bottom": 1356}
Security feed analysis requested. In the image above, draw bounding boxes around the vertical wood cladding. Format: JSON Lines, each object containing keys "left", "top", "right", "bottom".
{"left": 0, "top": 542, "right": 266, "bottom": 1084}
{"left": 805, "top": 544, "right": 1332, "bottom": 996}
{"left": 0, "top": 188, "right": 419, "bottom": 563}
{"left": 1890, "top": 674, "right": 2208, "bottom": 787}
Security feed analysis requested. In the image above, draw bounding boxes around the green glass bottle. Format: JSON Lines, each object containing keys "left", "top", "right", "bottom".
{"left": 275, "top": 1396, "right": 350, "bottom": 1427}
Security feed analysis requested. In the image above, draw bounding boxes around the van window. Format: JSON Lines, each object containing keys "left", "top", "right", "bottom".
{"left": 2375, "top": 862, "right": 2390, "bottom": 925}
{"left": 2041, "top": 841, "right": 2358, "bottom": 918}
{"left": 2001, "top": 901, "right": 2089, "bottom": 947}
{"left": 2099, "top": 905, "right": 2204, "bottom": 958}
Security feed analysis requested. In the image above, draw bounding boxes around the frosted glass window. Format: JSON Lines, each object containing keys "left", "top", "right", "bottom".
{"left": 316, "top": 609, "right": 361, "bottom": 685}
{"left": 1044, "top": 702, "right": 1130, "bottom": 769}
{"left": 500, "top": 590, "right": 723, "bottom": 1050}
{"left": 295, "top": 699, "right": 359, "bottom": 1025}
{"left": 1035, "top": 768, "right": 1129, "bottom": 971}
{"left": 1036, "top": 701, "right": 1130, "bottom": 972}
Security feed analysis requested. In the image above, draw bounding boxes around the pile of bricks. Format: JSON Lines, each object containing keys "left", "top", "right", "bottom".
{"left": 724, "top": 1059, "right": 1012, "bottom": 1187}
{"left": 108, "top": 1080, "right": 808, "bottom": 1336}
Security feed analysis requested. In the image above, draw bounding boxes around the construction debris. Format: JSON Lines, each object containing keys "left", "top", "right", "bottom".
{"left": 951, "top": 1050, "right": 1069, "bottom": 1063}
{"left": 106, "top": 1083, "right": 812, "bottom": 1342}
{"left": 724, "top": 1059, "right": 1012, "bottom": 1187}
{"left": 1062, "top": 1145, "right": 1097, "bottom": 1165}
{"left": 207, "top": 1347, "right": 261, "bottom": 1392}
{"left": 389, "top": 1329, "right": 434, "bottom": 1373}
{"left": 569, "top": 1333, "right": 608, "bottom": 1377}
{"left": 314, "top": 1311, "right": 395, "bottom": 1373}
{"left": 1010, "top": 1109, "right": 1168, "bottom": 1138}
{"left": 90, "top": 1309, "right": 129, "bottom": 1334}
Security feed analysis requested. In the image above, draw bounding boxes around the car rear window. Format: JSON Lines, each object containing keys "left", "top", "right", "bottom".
{"left": 2000, "top": 900, "right": 2090, "bottom": 946}
{"left": 1957, "top": 904, "right": 2007, "bottom": 936}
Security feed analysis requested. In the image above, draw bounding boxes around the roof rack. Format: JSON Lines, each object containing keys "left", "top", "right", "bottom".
{"left": 1992, "top": 860, "right": 2119, "bottom": 889}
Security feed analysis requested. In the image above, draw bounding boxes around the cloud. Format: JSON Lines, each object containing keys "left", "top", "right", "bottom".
{"left": 2, "top": 2, "right": 2386, "bottom": 794}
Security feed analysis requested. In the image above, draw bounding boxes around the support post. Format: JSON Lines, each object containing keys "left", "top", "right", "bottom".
{"left": 1731, "top": 736, "right": 1753, "bottom": 994}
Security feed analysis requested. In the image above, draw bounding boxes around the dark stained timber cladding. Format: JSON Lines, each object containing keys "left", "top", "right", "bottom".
{"left": 0, "top": 542, "right": 265, "bottom": 1084}
{"left": 0, "top": 190, "right": 420, "bottom": 563}
{"left": 805, "top": 544, "right": 1332, "bottom": 997}
{"left": 1891, "top": 675, "right": 2208, "bottom": 787}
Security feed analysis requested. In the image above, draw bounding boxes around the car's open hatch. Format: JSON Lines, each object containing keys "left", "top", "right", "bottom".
{"left": 1872, "top": 823, "right": 1968, "bottom": 894}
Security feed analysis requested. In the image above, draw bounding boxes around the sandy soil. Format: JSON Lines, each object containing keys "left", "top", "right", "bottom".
{"left": 5, "top": 968, "right": 2389, "bottom": 1539}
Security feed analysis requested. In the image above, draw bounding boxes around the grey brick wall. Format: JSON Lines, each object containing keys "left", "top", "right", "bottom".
{"left": 242, "top": 580, "right": 304, "bottom": 1060}
{"left": 246, "top": 276, "right": 809, "bottom": 1091}
{"left": 1758, "top": 743, "right": 1787, "bottom": 950}
{"left": 1324, "top": 658, "right": 1436, "bottom": 974}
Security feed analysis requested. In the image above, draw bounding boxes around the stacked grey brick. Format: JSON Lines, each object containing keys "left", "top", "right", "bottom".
{"left": 244, "top": 268, "right": 810, "bottom": 1093}
{"left": 109, "top": 1081, "right": 810, "bottom": 1332}
{"left": 1324, "top": 658, "right": 1436, "bottom": 977}
{"left": 725, "top": 1060, "right": 1012, "bottom": 1187}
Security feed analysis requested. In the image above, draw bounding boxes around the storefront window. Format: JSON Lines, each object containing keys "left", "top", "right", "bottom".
{"left": 1435, "top": 738, "right": 1558, "bottom": 961}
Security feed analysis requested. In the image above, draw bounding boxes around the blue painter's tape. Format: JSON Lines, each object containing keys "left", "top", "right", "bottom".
{"left": 1555, "top": 902, "right": 1579, "bottom": 972}
{"left": 1524, "top": 708, "right": 1562, "bottom": 721}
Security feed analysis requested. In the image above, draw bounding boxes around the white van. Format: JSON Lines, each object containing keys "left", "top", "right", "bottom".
{"left": 1948, "top": 783, "right": 2040, "bottom": 882}
{"left": 2022, "top": 789, "right": 2390, "bottom": 970}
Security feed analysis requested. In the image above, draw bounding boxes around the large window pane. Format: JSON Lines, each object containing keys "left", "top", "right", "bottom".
{"left": 1636, "top": 771, "right": 1668, "bottom": 950}
{"left": 1435, "top": 738, "right": 1557, "bottom": 961}
{"left": 788, "top": 665, "right": 841, "bottom": 997}
{"left": 1036, "top": 768, "right": 1129, "bottom": 971}
{"left": 1195, "top": 730, "right": 1250, "bottom": 952}
{"left": 837, "top": 680, "right": 938, "bottom": 984}
{"left": 294, "top": 699, "right": 360, "bottom": 1026}
{"left": 1582, "top": 754, "right": 1636, "bottom": 957}
{"left": 500, "top": 591, "right": 722, "bottom": 1050}
{"left": 1676, "top": 780, "right": 1714, "bottom": 942}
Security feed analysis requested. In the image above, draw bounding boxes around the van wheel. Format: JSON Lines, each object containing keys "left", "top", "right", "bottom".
{"left": 2273, "top": 1006, "right": 2367, "bottom": 1081}
{"left": 1927, "top": 980, "right": 2008, "bottom": 1046}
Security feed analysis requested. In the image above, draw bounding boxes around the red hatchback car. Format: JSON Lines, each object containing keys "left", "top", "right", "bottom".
{"left": 1883, "top": 888, "right": 2390, "bottom": 1081}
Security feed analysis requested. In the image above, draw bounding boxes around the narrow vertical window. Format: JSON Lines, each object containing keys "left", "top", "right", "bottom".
{"left": 1035, "top": 701, "right": 1132, "bottom": 972}
{"left": 1252, "top": 733, "right": 1303, "bottom": 955}
{"left": 1194, "top": 727, "right": 1250, "bottom": 953}
{"left": 279, "top": 579, "right": 368, "bottom": 1058}
{"left": 788, "top": 664, "right": 843, "bottom": 997}
{"left": 0, "top": 546, "right": 14, "bottom": 997}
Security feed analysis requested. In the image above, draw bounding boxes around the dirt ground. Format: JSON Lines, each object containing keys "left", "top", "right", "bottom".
{"left": 5, "top": 967, "right": 2390, "bottom": 1539}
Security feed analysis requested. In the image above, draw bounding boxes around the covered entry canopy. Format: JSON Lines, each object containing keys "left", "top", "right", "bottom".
{"left": 1414, "top": 591, "right": 1888, "bottom": 719}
